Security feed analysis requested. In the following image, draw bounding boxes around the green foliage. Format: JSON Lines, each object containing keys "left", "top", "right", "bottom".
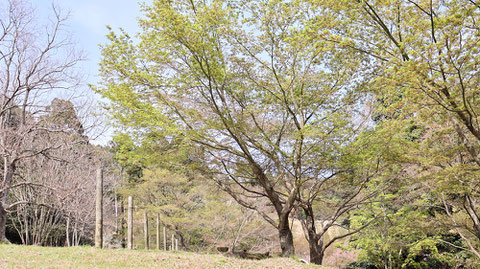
{"left": 304, "top": 0, "right": 480, "bottom": 266}
{"left": 97, "top": 0, "right": 480, "bottom": 265}
{"left": 348, "top": 165, "right": 474, "bottom": 268}
{"left": 98, "top": 0, "right": 372, "bottom": 262}
{"left": 343, "top": 117, "right": 475, "bottom": 267}
{"left": 120, "top": 167, "right": 267, "bottom": 251}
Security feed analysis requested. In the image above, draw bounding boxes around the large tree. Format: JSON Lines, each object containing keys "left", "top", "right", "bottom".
{"left": 98, "top": 0, "right": 370, "bottom": 259}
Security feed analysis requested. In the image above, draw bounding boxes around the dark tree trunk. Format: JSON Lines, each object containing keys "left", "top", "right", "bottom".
{"left": 0, "top": 201, "right": 7, "bottom": 243}
{"left": 176, "top": 231, "right": 188, "bottom": 251}
{"left": 250, "top": 164, "right": 296, "bottom": 257}
{"left": 308, "top": 238, "right": 324, "bottom": 265}
{"left": 0, "top": 159, "right": 14, "bottom": 243}
{"left": 278, "top": 216, "right": 295, "bottom": 257}
{"left": 297, "top": 205, "right": 325, "bottom": 265}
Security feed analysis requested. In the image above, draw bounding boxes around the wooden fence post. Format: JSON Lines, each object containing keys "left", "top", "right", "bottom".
{"left": 144, "top": 211, "right": 149, "bottom": 249}
{"left": 163, "top": 227, "right": 167, "bottom": 251}
{"left": 156, "top": 213, "right": 160, "bottom": 250}
{"left": 114, "top": 190, "right": 118, "bottom": 235}
{"left": 127, "top": 196, "right": 133, "bottom": 249}
{"left": 95, "top": 168, "right": 103, "bottom": 249}
{"left": 120, "top": 200, "right": 125, "bottom": 247}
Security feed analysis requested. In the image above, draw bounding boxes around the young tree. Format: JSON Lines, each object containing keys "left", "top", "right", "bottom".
{"left": 0, "top": 0, "right": 83, "bottom": 242}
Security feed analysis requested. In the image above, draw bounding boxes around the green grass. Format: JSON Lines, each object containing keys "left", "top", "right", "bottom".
{"left": 0, "top": 244, "right": 324, "bottom": 268}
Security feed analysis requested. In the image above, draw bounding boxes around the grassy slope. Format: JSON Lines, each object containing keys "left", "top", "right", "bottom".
{"left": 0, "top": 244, "right": 325, "bottom": 269}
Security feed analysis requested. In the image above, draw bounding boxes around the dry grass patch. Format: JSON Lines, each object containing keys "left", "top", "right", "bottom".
{"left": 0, "top": 244, "right": 325, "bottom": 268}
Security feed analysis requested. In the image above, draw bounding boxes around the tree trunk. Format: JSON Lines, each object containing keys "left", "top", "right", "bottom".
{"left": 176, "top": 231, "right": 189, "bottom": 251}
{"left": 252, "top": 166, "right": 295, "bottom": 257}
{"left": 308, "top": 239, "right": 324, "bottom": 265}
{"left": 144, "top": 211, "right": 149, "bottom": 249}
{"left": 278, "top": 216, "right": 295, "bottom": 257}
{"left": 296, "top": 205, "right": 325, "bottom": 265}
{"left": 464, "top": 194, "right": 480, "bottom": 240}
{"left": 0, "top": 201, "right": 7, "bottom": 243}
{"left": 0, "top": 158, "right": 14, "bottom": 243}
{"left": 73, "top": 221, "right": 78, "bottom": 246}
{"left": 66, "top": 217, "right": 70, "bottom": 247}
{"left": 24, "top": 211, "right": 29, "bottom": 245}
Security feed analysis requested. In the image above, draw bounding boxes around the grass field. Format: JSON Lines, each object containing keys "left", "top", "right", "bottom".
{"left": 0, "top": 244, "right": 324, "bottom": 268}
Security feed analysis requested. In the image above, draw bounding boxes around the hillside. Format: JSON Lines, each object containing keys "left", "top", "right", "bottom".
{"left": 0, "top": 244, "right": 324, "bottom": 269}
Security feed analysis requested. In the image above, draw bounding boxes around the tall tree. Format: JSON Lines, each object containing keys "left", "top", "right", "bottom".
{"left": 98, "top": 0, "right": 368, "bottom": 258}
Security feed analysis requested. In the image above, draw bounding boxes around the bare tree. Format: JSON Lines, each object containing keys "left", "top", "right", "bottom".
{"left": 8, "top": 115, "right": 119, "bottom": 246}
{"left": 0, "top": 0, "right": 83, "bottom": 242}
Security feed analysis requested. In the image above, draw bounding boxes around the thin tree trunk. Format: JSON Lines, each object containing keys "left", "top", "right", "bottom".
{"left": 144, "top": 211, "right": 149, "bottom": 249}
{"left": 177, "top": 232, "right": 188, "bottom": 251}
{"left": 66, "top": 217, "right": 70, "bottom": 247}
{"left": 24, "top": 210, "right": 29, "bottom": 245}
{"left": 37, "top": 207, "right": 46, "bottom": 245}
{"left": 464, "top": 194, "right": 480, "bottom": 240}
{"left": 73, "top": 221, "right": 78, "bottom": 246}
{"left": 443, "top": 198, "right": 480, "bottom": 259}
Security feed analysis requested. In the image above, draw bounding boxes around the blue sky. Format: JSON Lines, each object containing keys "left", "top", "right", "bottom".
{"left": 28, "top": 0, "right": 152, "bottom": 144}
{"left": 31, "top": 0, "right": 151, "bottom": 83}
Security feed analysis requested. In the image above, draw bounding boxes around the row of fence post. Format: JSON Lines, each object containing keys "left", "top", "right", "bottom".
{"left": 126, "top": 196, "right": 178, "bottom": 250}
{"left": 94, "top": 168, "right": 179, "bottom": 250}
